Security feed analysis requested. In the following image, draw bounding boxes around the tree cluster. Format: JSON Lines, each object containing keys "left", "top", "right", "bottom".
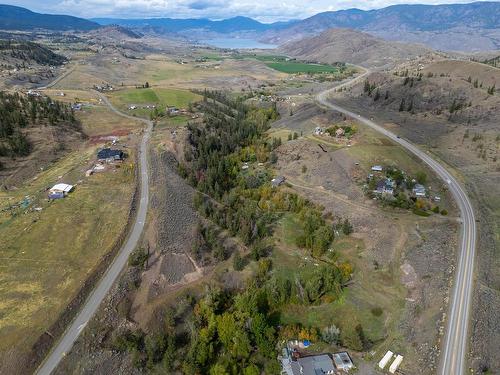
{"left": 0, "top": 91, "right": 78, "bottom": 159}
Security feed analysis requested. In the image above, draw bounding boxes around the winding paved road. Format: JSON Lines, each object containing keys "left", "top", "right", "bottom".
{"left": 35, "top": 94, "right": 152, "bottom": 375}
{"left": 317, "top": 75, "right": 476, "bottom": 375}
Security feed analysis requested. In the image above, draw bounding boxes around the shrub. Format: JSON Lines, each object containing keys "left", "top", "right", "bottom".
{"left": 371, "top": 307, "right": 383, "bottom": 317}
{"left": 413, "top": 208, "right": 430, "bottom": 217}
{"left": 233, "top": 251, "right": 244, "bottom": 271}
{"left": 441, "top": 209, "right": 448, "bottom": 216}
{"left": 129, "top": 247, "right": 148, "bottom": 268}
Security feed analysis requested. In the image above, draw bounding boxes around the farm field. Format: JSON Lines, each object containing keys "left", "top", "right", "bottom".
{"left": 238, "top": 54, "right": 341, "bottom": 74}
{"left": 107, "top": 87, "right": 201, "bottom": 117}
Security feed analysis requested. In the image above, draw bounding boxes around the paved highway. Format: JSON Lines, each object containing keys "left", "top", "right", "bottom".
{"left": 317, "top": 76, "right": 476, "bottom": 375}
{"left": 35, "top": 94, "right": 152, "bottom": 375}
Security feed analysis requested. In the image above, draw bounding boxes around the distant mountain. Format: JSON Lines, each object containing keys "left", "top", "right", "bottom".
{"left": 87, "top": 25, "right": 142, "bottom": 39}
{"left": 264, "top": 2, "right": 500, "bottom": 51}
{"left": 0, "top": 4, "right": 100, "bottom": 31}
{"left": 92, "top": 16, "right": 296, "bottom": 34}
{"left": 280, "top": 28, "right": 433, "bottom": 68}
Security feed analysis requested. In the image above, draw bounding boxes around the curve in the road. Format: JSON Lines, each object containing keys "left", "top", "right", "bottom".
{"left": 316, "top": 76, "right": 476, "bottom": 375}
{"left": 35, "top": 93, "right": 152, "bottom": 375}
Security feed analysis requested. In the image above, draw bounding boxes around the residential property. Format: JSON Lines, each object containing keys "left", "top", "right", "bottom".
{"left": 279, "top": 342, "right": 355, "bottom": 375}
{"left": 371, "top": 165, "right": 383, "bottom": 172}
{"left": 271, "top": 176, "right": 285, "bottom": 188}
{"left": 412, "top": 183, "right": 426, "bottom": 197}
{"left": 375, "top": 178, "right": 395, "bottom": 195}
{"left": 97, "top": 148, "right": 124, "bottom": 162}
{"left": 48, "top": 183, "right": 74, "bottom": 199}
{"left": 280, "top": 348, "right": 336, "bottom": 375}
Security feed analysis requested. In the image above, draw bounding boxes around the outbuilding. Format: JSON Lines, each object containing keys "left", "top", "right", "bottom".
{"left": 48, "top": 183, "right": 74, "bottom": 198}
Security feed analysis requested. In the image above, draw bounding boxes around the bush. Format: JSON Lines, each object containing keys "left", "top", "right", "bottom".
{"left": 322, "top": 324, "right": 340, "bottom": 344}
{"left": 441, "top": 209, "right": 448, "bottom": 216}
{"left": 413, "top": 208, "right": 430, "bottom": 217}
{"left": 371, "top": 307, "right": 383, "bottom": 317}
{"left": 233, "top": 251, "right": 244, "bottom": 271}
{"left": 432, "top": 206, "right": 440, "bottom": 214}
{"left": 129, "top": 247, "right": 148, "bottom": 268}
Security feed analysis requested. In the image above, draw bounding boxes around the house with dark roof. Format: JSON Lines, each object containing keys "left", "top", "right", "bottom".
{"left": 97, "top": 148, "right": 124, "bottom": 162}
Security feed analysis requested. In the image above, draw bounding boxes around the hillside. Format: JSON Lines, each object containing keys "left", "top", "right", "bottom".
{"left": 264, "top": 2, "right": 500, "bottom": 51}
{"left": 280, "top": 28, "right": 433, "bottom": 68}
{"left": 0, "top": 4, "right": 99, "bottom": 31}
{"left": 0, "top": 40, "right": 66, "bottom": 67}
{"left": 86, "top": 25, "right": 143, "bottom": 40}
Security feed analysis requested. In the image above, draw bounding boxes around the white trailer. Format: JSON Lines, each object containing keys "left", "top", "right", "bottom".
{"left": 378, "top": 351, "right": 393, "bottom": 369}
{"left": 389, "top": 354, "right": 403, "bottom": 374}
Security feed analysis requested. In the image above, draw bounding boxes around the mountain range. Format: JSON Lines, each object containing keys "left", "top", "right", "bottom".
{"left": 0, "top": 4, "right": 99, "bottom": 31}
{"left": 0, "top": 2, "right": 499, "bottom": 51}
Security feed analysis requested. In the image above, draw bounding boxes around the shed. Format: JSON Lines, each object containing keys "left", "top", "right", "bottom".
{"left": 389, "top": 354, "right": 403, "bottom": 374}
{"left": 379, "top": 351, "right": 394, "bottom": 369}
{"left": 333, "top": 352, "right": 354, "bottom": 371}
{"left": 49, "top": 183, "right": 74, "bottom": 195}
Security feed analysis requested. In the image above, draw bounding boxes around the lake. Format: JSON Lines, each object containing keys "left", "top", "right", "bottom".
{"left": 200, "top": 38, "right": 278, "bottom": 50}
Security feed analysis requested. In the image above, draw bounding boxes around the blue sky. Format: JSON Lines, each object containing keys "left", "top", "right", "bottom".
{"left": 2, "top": 0, "right": 493, "bottom": 22}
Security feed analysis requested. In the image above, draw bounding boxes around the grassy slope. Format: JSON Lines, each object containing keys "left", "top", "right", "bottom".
{"left": 0, "top": 147, "right": 135, "bottom": 351}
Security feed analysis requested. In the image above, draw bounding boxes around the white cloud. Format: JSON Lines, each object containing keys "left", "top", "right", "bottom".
{"left": 3, "top": 0, "right": 495, "bottom": 21}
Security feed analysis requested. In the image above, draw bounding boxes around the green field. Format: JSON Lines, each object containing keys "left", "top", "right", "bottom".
{"left": 237, "top": 54, "right": 341, "bottom": 74}
{"left": 111, "top": 87, "right": 200, "bottom": 108}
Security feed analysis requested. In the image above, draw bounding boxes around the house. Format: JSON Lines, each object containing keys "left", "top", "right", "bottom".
{"left": 48, "top": 183, "right": 74, "bottom": 199}
{"left": 97, "top": 148, "right": 124, "bottom": 162}
{"left": 375, "top": 178, "right": 395, "bottom": 195}
{"left": 412, "top": 183, "right": 426, "bottom": 197}
{"left": 280, "top": 347, "right": 336, "bottom": 375}
{"left": 332, "top": 352, "right": 355, "bottom": 372}
{"left": 271, "top": 176, "right": 285, "bottom": 188}
{"left": 371, "top": 165, "right": 383, "bottom": 172}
